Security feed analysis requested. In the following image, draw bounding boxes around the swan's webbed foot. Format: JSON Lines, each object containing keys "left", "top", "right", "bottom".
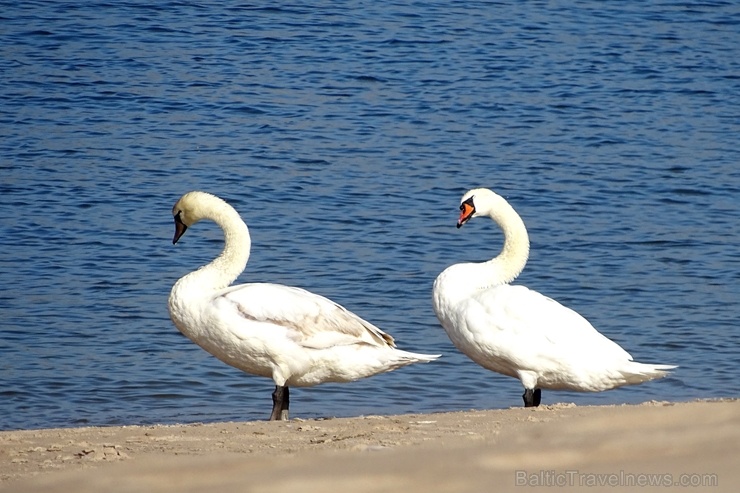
{"left": 523, "top": 388, "right": 541, "bottom": 407}
{"left": 269, "top": 385, "right": 290, "bottom": 421}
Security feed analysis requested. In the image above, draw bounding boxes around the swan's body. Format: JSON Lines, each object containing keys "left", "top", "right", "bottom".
{"left": 432, "top": 188, "right": 675, "bottom": 407}
{"left": 168, "top": 191, "right": 439, "bottom": 420}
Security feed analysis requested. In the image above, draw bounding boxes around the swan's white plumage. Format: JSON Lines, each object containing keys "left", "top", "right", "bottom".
{"left": 433, "top": 188, "right": 675, "bottom": 398}
{"left": 168, "top": 191, "right": 438, "bottom": 397}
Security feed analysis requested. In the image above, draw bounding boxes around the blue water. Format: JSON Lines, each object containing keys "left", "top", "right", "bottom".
{"left": 1, "top": 1, "right": 738, "bottom": 431}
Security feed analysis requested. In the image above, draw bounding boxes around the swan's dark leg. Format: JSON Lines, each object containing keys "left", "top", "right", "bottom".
{"left": 269, "top": 385, "right": 290, "bottom": 421}
{"left": 523, "top": 388, "right": 542, "bottom": 407}
{"left": 281, "top": 386, "right": 290, "bottom": 420}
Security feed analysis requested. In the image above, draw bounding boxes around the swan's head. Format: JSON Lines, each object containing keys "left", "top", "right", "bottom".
{"left": 171, "top": 191, "right": 221, "bottom": 244}
{"left": 457, "top": 188, "right": 501, "bottom": 228}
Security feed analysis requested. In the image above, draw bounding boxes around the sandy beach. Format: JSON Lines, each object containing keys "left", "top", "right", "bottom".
{"left": 2, "top": 399, "right": 737, "bottom": 492}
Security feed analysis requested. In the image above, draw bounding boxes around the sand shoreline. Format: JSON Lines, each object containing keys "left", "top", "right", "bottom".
{"left": 2, "top": 398, "right": 738, "bottom": 492}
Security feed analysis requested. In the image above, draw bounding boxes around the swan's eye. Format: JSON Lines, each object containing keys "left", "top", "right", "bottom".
{"left": 460, "top": 197, "right": 475, "bottom": 212}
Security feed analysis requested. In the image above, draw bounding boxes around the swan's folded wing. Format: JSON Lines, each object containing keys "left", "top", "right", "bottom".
{"left": 216, "top": 283, "right": 396, "bottom": 350}
{"left": 470, "top": 285, "right": 633, "bottom": 361}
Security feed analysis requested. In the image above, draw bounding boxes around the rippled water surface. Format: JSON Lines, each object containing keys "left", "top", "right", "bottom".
{"left": 1, "top": 1, "right": 739, "bottom": 430}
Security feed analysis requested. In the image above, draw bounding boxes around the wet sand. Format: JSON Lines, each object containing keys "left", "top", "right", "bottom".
{"left": 2, "top": 399, "right": 737, "bottom": 492}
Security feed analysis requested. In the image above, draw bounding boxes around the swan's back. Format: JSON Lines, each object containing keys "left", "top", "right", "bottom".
{"left": 471, "top": 284, "right": 632, "bottom": 359}
{"left": 212, "top": 282, "right": 396, "bottom": 350}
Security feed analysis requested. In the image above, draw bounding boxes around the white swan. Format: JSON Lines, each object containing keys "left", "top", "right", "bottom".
{"left": 168, "top": 191, "right": 439, "bottom": 421}
{"left": 432, "top": 188, "right": 676, "bottom": 407}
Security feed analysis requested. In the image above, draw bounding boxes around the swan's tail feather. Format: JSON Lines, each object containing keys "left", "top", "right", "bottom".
{"left": 384, "top": 350, "right": 440, "bottom": 371}
{"left": 396, "top": 350, "right": 442, "bottom": 363}
{"left": 620, "top": 362, "right": 677, "bottom": 385}
{"left": 368, "top": 350, "right": 440, "bottom": 375}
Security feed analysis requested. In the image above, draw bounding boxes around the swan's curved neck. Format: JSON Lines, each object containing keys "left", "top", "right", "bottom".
{"left": 483, "top": 199, "right": 530, "bottom": 286}
{"left": 180, "top": 200, "right": 251, "bottom": 293}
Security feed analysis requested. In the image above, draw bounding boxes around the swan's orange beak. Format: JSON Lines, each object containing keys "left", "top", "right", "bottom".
{"left": 173, "top": 212, "right": 188, "bottom": 244}
{"left": 457, "top": 201, "right": 475, "bottom": 228}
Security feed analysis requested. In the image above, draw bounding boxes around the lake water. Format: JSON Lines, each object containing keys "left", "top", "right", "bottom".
{"left": 1, "top": 1, "right": 738, "bottom": 430}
